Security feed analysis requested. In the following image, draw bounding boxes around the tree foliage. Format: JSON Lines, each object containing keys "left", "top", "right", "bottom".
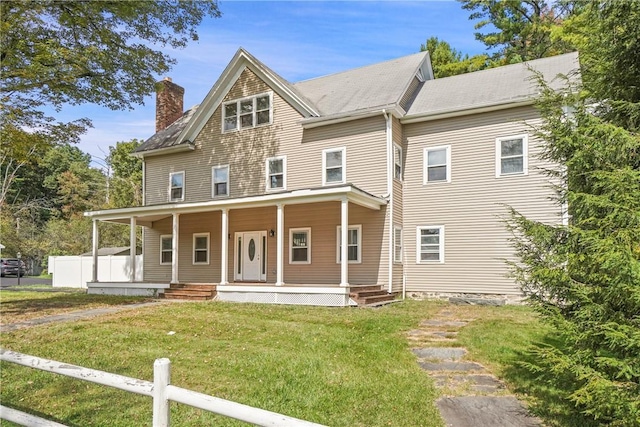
{"left": 508, "top": 1, "right": 640, "bottom": 424}
{"left": 106, "top": 139, "right": 143, "bottom": 208}
{"left": 420, "top": 37, "right": 490, "bottom": 78}
{"left": 459, "top": 0, "right": 580, "bottom": 64}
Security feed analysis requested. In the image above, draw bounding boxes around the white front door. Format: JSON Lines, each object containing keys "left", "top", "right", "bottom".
{"left": 238, "top": 231, "right": 265, "bottom": 281}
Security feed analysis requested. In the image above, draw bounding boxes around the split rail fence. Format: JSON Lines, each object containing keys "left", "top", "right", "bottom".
{"left": 0, "top": 349, "right": 326, "bottom": 427}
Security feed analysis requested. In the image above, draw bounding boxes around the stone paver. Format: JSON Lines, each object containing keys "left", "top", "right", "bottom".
{"left": 409, "top": 306, "right": 540, "bottom": 426}
{"left": 436, "top": 396, "right": 540, "bottom": 427}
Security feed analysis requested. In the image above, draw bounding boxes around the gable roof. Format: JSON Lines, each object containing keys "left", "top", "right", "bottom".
{"left": 293, "top": 51, "right": 431, "bottom": 117}
{"left": 404, "top": 52, "right": 580, "bottom": 122}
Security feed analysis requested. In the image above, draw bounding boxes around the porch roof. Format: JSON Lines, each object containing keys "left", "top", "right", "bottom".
{"left": 84, "top": 184, "right": 387, "bottom": 226}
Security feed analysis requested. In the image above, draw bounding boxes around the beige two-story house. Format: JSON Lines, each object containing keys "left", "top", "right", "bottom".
{"left": 85, "top": 48, "right": 579, "bottom": 306}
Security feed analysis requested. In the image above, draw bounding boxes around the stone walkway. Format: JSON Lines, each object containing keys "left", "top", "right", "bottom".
{"left": 408, "top": 307, "right": 540, "bottom": 427}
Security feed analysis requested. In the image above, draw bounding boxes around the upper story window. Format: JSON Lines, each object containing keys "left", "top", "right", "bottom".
{"left": 336, "top": 225, "right": 362, "bottom": 264}
{"left": 212, "top": 165, "right": 229, "bottom": 197}
{"left": 160, "top": 235, "right": 172, "bottom": 265}
{"left": 424, "top": 146, "right": 451, "bottom": 184}
{"left": 417, "top": 226, "right": 444, "bottom": 263}
{"left": 266, "top": 156, "right": 286, "bottom": 191}
{"left": 290, "top": 227, "right": 311, "bottom": 264}
{"left": 169, "top": 171, "right": 184, "bottom": 202}
{"left": 496, "top": 135, "right": 528, "bottom": 177}
{"left": 322, "top": 147, "right": 346, "bottom": 185}
{"left": 394, "top": 145, "right": 403, "bottom": 181}
{"left": 223, "top": 92, "right": 272, "bottom": 132}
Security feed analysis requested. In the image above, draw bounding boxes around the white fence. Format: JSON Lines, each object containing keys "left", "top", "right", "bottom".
{"left": 48, "top": 255, "right": 143, "bottom": 288}
{"left": 0, "top": 349, "right": 326, "bottom": 427}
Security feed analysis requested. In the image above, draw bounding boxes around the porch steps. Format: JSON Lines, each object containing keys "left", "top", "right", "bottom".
{"left": 163, "top": 284, "right": 217, "bottom": 301}
{"left": 349, "top": 285, "right": 397, "bottom": 307}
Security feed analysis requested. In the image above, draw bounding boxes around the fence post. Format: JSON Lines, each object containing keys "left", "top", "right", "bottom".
{"left": 153, "top": 358, "right": 171, "bottom": 427}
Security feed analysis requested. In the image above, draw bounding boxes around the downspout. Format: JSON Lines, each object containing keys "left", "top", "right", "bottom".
{"left": 383, "top": 110, "right": 393, "bottom": 294}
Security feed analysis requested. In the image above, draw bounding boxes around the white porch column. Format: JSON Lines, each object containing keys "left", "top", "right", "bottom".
{"left": 340, "top": 197, "right": 349, "bottom": 287}
{"left": 220, "top": 208, "right": 229, "bottom": 285}
{"left": 171, "top": 213, "right": 179, "bottom": 284}
{"left": 92, "top": 219, "right": 99, "bottom": 282}
{"left": 276, "top": 203, "right": 284, "bottom": 286}
{"left": 129, "top": 216, "right": 137, "bottom": 282}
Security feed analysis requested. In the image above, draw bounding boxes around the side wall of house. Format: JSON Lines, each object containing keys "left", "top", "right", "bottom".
{"left": 403, "top": 106, "right": 561, "bottom": 295}
{"left": 392, "top": 116, "right": 405, "bottom": 293}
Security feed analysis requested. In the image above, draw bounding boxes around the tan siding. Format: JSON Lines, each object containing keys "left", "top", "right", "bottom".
{"left": 228, "top": 206, "right": 277, "bottom": 282}
{"left": 300, "top": 116, "right": 388, "bottom": 196}
{"left": 403, "top": 106, "right": 560, "bottom": 295}
{"left": 143, "top": 217, "right": 172, "bottom": 282}
{"left": 282, "top": 202, "right": 386, "bottom": 285}
{"left": 178, "top": 212, "right": 222, "bottom": 283}
{"left": 400, "top": 76, "right": 421, "bottom": 111}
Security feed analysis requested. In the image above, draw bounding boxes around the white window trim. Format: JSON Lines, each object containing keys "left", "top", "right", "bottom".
{"left": 212, "top": 165, "right": 230, "bottom": 198}
{"left": 335, "top": 224, "right": 362, "bottom": 264}
{"left": 393, "top": 226, "right": 403, "bottom": 264}
{"left": 169, "top": 171, "right": 185, "bottom": 202}
{"left": 394, "top": 144, "right": 403, "bottom": 181}
{"left": 265, "top": 155, "right": 287, "bottom": 191}
{"left": 495, "top": 134, "right": 528, "bottom": 177}
{"left": 289, "top": 227, "right": 311, "bottom": 264}
{"left": 160, "top": 235, "right": 172, "bottom": 265}
{"left": 192, "top": 232, "right": 210, "bottom": 265}
{"left": 221, "top": 91, "right": 273, "bottom": 133}
{"left": 322, "top": 147, "right": 346, "bottom": 186}
{"left": 423, "top": 145, "right": 451, "bottom": 184}
{"left": 416, "top": 225, "right": 445, "bottom": 264}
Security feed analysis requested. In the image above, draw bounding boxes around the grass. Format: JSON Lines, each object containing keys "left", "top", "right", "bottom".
{"left": 0, "top": 295, "right": 593, "bottom": 426}
{"left": 0, "top": 299, "right": 445, "bottom": 426}
{"left": 0, "top": 291, "right": 152, "bottom": 325}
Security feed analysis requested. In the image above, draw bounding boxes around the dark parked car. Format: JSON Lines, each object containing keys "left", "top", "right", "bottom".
{"left": 0, "top": 258, "right": 26, "bottom": 277}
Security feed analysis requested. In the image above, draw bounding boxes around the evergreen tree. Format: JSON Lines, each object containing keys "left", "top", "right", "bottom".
{"left": 508, "top": 1, "right": 640, "bottom": 424}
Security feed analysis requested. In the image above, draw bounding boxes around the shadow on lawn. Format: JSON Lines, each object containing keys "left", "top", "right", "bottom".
{"left": 501, "top": 334, "right": 599, "bottom": 427}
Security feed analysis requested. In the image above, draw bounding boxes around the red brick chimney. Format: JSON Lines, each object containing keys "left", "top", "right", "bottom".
{"left": 156, "top": 77, "right": 184, "bottom": 132}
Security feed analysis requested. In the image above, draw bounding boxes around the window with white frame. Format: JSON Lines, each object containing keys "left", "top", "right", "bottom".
{"left": 193, "top": 233, "right": 210, "bottom": 265}
{"left": 222, "top": 92, "right": 272, "bottom": 132}
{"left": 394, "top": 145, "right": 403, "bottom": 180}
{"left": 322, "top": 147, "right": 346, "bottom": 185}
{"left": 212, "top": 165, "right": 229, "bottom": 197}
{"left": 266, "top": 156, "right": 286, "bottom": 190}
{"left": 169, "top": 171, "right": 184, "bottom": 201}
{"left": 289, "top": 228, "right": 311, "bottom": 264}
{"left": 336, "top": 225, "right": 362, "bottom": 263}
{"left": 160, "top": 235, "right": 172, "bottom": 264}
{"left": 424, "top": 146, "right": 451, "bottom": 183}
{"left": 417, "top": 226, "right": 444, "bottom": 263}
{"left": 394, "top": 226, "right": 403, "bottom": 263}
{"left": 496, "top": 135, "right": 528, "bottom": 176}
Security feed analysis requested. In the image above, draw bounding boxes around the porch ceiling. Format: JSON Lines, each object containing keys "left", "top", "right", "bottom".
{"left": 85, "top": 184, "right": 387, "bottom": 225}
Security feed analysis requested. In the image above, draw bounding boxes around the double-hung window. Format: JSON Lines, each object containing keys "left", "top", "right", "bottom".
{"left": 424, "top": 146, "right": 451, "bottom": 183}
{"left": 169, "top": 171, "right": 184, "bottom": 201}
{"left": 336, "top": 225, "right": 362, "bottom": 263}
{"left": 266, "top": 156, "right": 286, "bottom": 191}
{"left": 160, "top": 235, "right": 172, "bottom": 264}
{"left": 223, "top": 92, "right": 272, "bottom": 132}
{"left": 496, "top": 135, "right": 528, "bottom": 176}
{"left": 394, "top": 145, "right": 403, "bottom": 180}
{"left": 290, "top": 228, "right": 311, "bottom": 264}
{"left": 322, "top": 147, "right": 346, "bottom": 185}
{"left": 394, "top": 226, "right": 403, "bottom": 263}
{"left": 417, "top": 226, "right": 444, "bottom": 263}
{"left": 212, "top": 165, "right": 229, "bottom": 197}
{"left": 193, "top": 233, "right": 210, "bottom": 265}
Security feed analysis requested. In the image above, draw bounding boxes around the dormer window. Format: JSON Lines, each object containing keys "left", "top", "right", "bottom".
{"left": 223, "top": 92, "right": 272, "bottom": 132}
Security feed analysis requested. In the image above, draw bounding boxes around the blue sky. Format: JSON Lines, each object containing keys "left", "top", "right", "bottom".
{"left": 61, "top": 1, "right": 487, "bottom": 168}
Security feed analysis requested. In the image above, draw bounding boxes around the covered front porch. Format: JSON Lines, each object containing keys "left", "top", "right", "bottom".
{"left": 84, "top": 185, "right": 391, "bottom": 306}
